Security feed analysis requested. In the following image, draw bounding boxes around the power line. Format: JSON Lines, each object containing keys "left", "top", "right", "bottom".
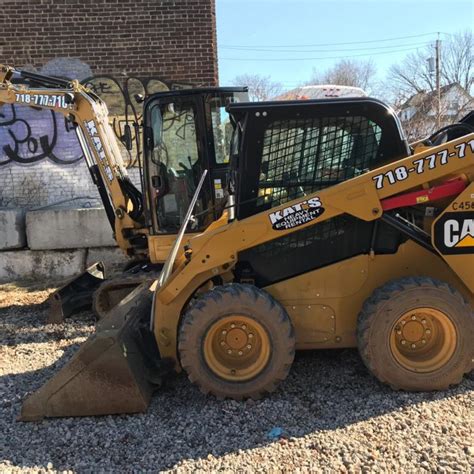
{"left": 220, "top": 45, "right": 428, "bottom": 62}
{"left": 221, "top": 41, "right": 431, "bottom": 53}
{"left": 220, "top": 32, "right": 447, "bottom": 49}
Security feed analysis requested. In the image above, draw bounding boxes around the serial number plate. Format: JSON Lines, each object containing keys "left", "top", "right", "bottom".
{"left": 373, "top": 139, "right": 474, "bottom": 190}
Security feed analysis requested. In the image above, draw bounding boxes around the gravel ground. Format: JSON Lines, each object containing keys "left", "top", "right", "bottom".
{"left": 1, "top": 282, "right": 473, "bottom": 472}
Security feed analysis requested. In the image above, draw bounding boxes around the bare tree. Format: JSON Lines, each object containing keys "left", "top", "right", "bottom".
{"left": 308, "top": 59, "right": 377, "bottom": 92}
{"left": 231, "top": 74, "right": 283, "bottom": 101}
{"left": 388, "top": 30, "right": 473, "bottom": 101}
{"left": 442, "top": 31, "right": 474, "bottom": 92}
{"left": 388, "top": 31, "right": 473, "bottom": 141}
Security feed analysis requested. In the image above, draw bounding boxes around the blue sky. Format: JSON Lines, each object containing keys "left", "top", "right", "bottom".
{"left": 216, "top": 0, "right": 474, "bottom": 91}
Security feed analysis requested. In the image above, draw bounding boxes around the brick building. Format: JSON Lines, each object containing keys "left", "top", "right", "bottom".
{"left": 0, "top": 0, "right": 218, "bottom": 85}
{"left": 0, "top": 0, "right": 218, "bottom": 208}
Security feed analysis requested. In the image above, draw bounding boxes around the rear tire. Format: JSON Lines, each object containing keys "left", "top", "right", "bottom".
{"left": 357, "top": 277, "right": 473, "bottom": 391}
{"left": 178, "top": 284, "right": 295, "bottom": 400}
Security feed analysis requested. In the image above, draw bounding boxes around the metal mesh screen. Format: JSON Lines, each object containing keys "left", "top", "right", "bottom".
{"left": 238, "top": 212, "right": 405, "bottom": 287}
{"left": 256, "top": 115, "right": 382, "bottom": 210}
{"left": 237, "top": 214, "right": 378, "bottom": 287}
{"left": 253, "top": 215, "right": 352, "bottom": 258}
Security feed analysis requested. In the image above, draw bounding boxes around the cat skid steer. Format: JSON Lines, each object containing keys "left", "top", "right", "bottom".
{"left": 0, "top": 65, "right": 248, "bottom": 321}
{"left": 3, "top": 65, "right": 472, "bottom": 419}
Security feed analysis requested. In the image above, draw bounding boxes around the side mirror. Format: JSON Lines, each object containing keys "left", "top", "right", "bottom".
{"left": 121, "top": 124, "right": 133, "bottom": 151}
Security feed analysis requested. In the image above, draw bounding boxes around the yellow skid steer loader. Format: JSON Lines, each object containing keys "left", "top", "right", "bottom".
{"left": 1, "top": 65, "right": 472, "bottom": 420}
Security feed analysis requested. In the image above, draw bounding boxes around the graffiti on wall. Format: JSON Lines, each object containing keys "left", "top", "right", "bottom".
{"left": 0, "top": 69, "right": 192, "bottom": 168}
{"left": 0, "top": 105, "right": 83, "bottom": 166}
{"left": 82, "top": 75, "right": 191, "bottom": 167}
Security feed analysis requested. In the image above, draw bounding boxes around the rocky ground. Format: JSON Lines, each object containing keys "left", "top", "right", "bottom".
{"left": 0, "top": 281, "right": 473, "bottom": 472}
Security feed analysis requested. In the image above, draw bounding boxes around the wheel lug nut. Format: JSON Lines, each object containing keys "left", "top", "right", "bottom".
{"left": 231, "top": 324, "right": 235, "bottom": 328}
{"left": 249, "top": 334, "right": 253, "bottom": 338}
{"left": 238, "top": 351, "right": 243, "bottom": 356}
{"left": 222, "top": 330, "right": 227, "bottom": 335}
{"left": 227, "top": 349, "right": 232, "bottom": 354}
{"left": 422, "top": 339, "right": 426, "bottom": 344}
{"left": 247, "top": 344, "right": 252, "bottom": 349}
{"left": 242, "top": 325, "right": 247, "bottom": 330}
{"left": 411, "top": 315, "right": 416, "bottom": 320}
{"left": 426, "top": 329, "right": 431, "bottom": 335}
{"left": 401, "top": 340, "right": 406, "bottom": 345}
{"left": 422, "top": 319, "right": 427, "bottom": 325}
{"left": 397, "top": 330, "right": 402, "bottom": 335}
{"left": 220, "top": 341, "right": 225, "bottom": 346}
{"left": 411, "top": 343, "right": 416, "bottom": 349}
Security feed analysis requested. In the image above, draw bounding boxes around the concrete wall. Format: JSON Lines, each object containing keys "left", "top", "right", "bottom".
{"left": 26, "top": 208, "right": 115, "bottom": 250}
{"left": 0, "top": 209, "right": 26, "bottom": 249}
{"left": 0, "top": 249, "right": 86, "bottom": 282}
{"left": 0, "top": 207, "right": 131, "bottom": 282}
{"left": 0, "top": 247, "right": 128, "bottom": 282}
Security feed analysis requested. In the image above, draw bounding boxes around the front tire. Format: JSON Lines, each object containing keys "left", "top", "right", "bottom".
{"left": 178, "top": 284, "right": 295, "bottom": 400}
{"left": 357, "top": 277, "right": 473, "bottom": 391}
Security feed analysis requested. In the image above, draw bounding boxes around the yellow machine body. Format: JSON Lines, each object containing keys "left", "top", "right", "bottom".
{"left": 153, "top": 135, "right": 474, "bottom": 363}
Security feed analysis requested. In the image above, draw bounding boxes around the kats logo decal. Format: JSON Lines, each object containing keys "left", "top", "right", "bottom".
{"left": 268, "top": 197, "right": 325, "bottom": 230}
{"left": 434, "top": 211, "right": 474, "bottom": 255}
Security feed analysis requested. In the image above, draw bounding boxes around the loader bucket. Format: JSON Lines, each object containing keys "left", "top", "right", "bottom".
{"left": 21, "top": 282, "right": 162, "bottom": 421}
{"left": 47, "top": 261, "right": 105, "bottom": 323}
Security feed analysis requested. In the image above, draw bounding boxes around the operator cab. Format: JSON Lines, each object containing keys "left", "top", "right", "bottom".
{"left": 227, "top": 97, "right": 410, "bottom": 220}
{"left": 226, "top": 97, "right": 411, "bottom": 287}
{"left": 143, "top": 87, "right": 248, "bottom": 234}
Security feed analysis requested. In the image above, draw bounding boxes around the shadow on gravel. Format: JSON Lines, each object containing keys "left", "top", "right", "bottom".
{"left": 0, "top": 304, "right": 95, "bottom": 346}
{"left": 2, "top": 346, "right": 472, "bottom": 471}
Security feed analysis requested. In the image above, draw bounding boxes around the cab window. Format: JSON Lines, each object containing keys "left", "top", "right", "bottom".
{"left": 148, "top": 101, "right": 204, "bottom": 233}
{"left": 209, "top": 92, "right": 247, "bottom": 164}
{"left": 257, "top": 116, "right": 382, "bottom": 210}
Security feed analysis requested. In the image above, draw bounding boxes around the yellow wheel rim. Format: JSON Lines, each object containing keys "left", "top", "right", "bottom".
{"left": 203, "top": 315, "right": 271, "bottom": 382}
{"left": 390, "top": 308, "right": 457, "bottom": 373}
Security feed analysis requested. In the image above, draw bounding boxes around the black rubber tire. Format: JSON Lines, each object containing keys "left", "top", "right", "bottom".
{"left": 178, "top": 284, "right": 295, "bottom": 400}
{"left": 357, "top": 277, "right": 473, "bottom": 391}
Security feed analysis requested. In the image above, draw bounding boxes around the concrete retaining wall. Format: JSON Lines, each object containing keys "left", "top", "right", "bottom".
{"left": 26, "top": 207, "right": 115, "bottom": 250}
{"left": 0, "top": 207, "right": 136, "bottom": 281}
{"left": 0, "top": 208, "right": 26, "bottom": 249}
{"left": 0, "top": 249, "right": 86, "bottom": 282}
{"left": 0, "top": 247, "right": 129, "bottom": 282}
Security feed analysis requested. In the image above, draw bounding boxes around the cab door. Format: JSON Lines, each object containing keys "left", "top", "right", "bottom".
{"left": 143, "top": 94, "right": 212, "bottom": 235}
{"left": 204, "top": 91, "right": 245, "bottom": 219}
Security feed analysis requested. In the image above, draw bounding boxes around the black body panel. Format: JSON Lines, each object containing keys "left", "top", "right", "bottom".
{"left": 236, "top": 216, "right": 406, "bottom": 287}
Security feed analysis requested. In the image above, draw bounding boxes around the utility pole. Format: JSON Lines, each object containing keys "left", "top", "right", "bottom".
{"left": 435, "top": 36, "right": 441, "bottom": 129}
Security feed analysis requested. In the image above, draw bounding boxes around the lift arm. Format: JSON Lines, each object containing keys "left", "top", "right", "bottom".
{"left": 0, "top": 64, "right": 147, "bottom": 256}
